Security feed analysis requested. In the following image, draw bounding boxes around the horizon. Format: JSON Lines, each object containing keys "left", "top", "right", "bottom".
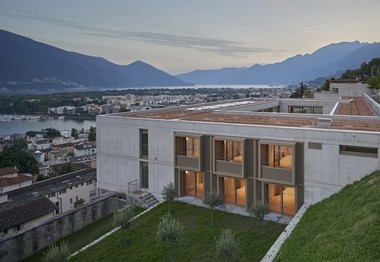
{"left": 1, "top": 1, "right": 380, "bottom": 74}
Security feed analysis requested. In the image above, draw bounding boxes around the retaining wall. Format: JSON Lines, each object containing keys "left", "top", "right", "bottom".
{"left": 0, "top": 193, "right": 125, "bottom": 262}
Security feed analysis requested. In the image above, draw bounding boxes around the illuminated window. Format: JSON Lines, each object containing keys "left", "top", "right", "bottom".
{"left": 261, "top": 144, "right": 293, "bottom": 169}
{"left": 215, "top": 140, "right": 242, "bottom": 163}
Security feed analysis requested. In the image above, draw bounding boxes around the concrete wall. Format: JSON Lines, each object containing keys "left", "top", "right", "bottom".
{"left": 364, "top": 93, "right": 380, "bottom": 116}
{"left": 331, "top": 82, "right": 370, "bottom": 97}
{"left": 278, "top": 99, "right": 337, "bottom": 114}
{"left": 0, "top": 193, "right": 122, "bottom": 262}
{"left": 97, "top": 114, "right": 380, "bottom": 205}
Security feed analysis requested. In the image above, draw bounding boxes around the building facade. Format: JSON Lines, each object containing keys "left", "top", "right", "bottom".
{"left": 97, "top": 97, "right": 380, "bottom": 216}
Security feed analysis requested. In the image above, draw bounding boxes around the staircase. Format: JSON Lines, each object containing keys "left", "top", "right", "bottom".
{"left": 139, "top": 192, "right": 160, "bottom": 209}
{"left": 126, "top": 179, "right": 160, "bottom": 209}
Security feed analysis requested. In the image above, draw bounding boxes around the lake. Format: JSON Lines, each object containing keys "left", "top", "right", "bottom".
{"left": 0, "top": 118, "right": 96, "bottom": 136}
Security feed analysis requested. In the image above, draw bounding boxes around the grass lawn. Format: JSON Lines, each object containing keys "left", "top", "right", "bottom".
{"left": 275, "top": 170, "right": 380, "bottom": 261}
{"left": 71, "top": 201, "right": 286, "bottom": 262}
{"left": 23, "top": 206, "right": 145, "bottom": 262}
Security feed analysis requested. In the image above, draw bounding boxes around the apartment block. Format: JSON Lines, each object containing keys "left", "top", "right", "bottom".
{"left": 97, "top": 91, "right": 380, "bottom": 216}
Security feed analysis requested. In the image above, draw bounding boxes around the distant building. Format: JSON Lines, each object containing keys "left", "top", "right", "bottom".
{"left": 74, "top": 143, "right": 96, "bottom": 157}
{"left": 0, "top": 167, "right": 33, "bottom": 193}
{"left": 0, "top": 168, "right": 97, "bottom": 236}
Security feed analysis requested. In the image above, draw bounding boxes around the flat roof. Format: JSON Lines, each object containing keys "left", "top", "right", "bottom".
{"left": 111, "top": 99, "right": 380, "bottom": 132}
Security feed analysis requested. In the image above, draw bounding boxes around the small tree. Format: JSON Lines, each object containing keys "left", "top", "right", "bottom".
{"left": 251, "top": 202, "right": 269, "bottom": 232}
{"left": 161, "top": 182, "right": 176, "bottom": 213}
{"left": 73, "top": 198, "right": 85, "bottom": 207}
{"left": 203, "top": 191, "right": 224, "bottom": 225}
{"left": 156, "top": 213, "right": 184, "bottom": 262}
{"left": 112, "top": 205, "right": 135, "bottom": 229}
{"left": 215, "top": 229, "right": 239, "bottom": 261}
{"left": 42, "top": 242, "right": 70, "bottom": 262}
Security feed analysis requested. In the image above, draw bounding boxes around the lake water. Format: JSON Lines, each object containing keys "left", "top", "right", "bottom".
{"left": 0, "top": 118, "right": 96, "bottom": 136}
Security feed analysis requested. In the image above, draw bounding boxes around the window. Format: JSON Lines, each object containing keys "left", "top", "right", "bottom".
{"left": 288, "top": 106, "right": 323, "bottom": 114}
{"left": 87, "top": 180, "right": 93, "bottom": 185}
{"left": 340, "top": 145, "right": 378, "bottom": 158}
{"left": 55, "top": 201, "right": 60, "bottom": 215}
{"left": 70, "top": 198, "right": 73, "bottom": 204}
{"left": 220, "top": 177, "right": 246, "bottom": 206}
{"left": 261, "top": 144, "right": 293, "bottom": 169}
{"left": 176, "top": 136, "right": 200, "bottom": 157}
{"left": 140, "top": 161, "right": 149, "bottom": 189}
{"left": 215, "top": 140, "right": 242, "bottom": 163}
{"left": 140, "top": 129, "right": 148, "bottom": 158}
{"left": 308, "top": 142, "right": 322, "bottom": 150}
{"left": 59, "top": 189, "right": 66, "bottom": 194}
{"left": 48, "top": 192, "right": 56, "bottom": 198}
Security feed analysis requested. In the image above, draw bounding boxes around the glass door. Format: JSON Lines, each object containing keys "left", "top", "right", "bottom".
{"left": 265, "top": 184, "right": 295, "bottom": 215}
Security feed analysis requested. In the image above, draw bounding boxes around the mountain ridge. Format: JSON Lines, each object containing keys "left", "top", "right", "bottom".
{"left": 177, "top": 41, "right": 380, "bottom": 85}
{"left": 0, "top": 29, "right": 190, "bottom": 93}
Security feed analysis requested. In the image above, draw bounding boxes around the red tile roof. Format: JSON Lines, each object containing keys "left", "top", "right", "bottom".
{"left": 0, "top": 167, "right": 18, "bottom": 177}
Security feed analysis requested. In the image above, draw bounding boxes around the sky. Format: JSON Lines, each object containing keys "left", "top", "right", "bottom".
{"left": 1, "top": 0, "right": 380, "bottom": 74}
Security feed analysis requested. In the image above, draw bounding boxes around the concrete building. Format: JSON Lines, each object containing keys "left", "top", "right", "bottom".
{"left": 97, "top": 84, "right": 380, "bottom": 216}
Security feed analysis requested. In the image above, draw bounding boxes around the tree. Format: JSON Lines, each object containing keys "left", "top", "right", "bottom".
{"left": 88, "top": 126, "right": 96, "bottom": 142}
{"left": 112, "top": 205, "right": 135, "bottom": 229}
{"left": 251, "top": 202, "right": 269, "bottom": 232}
{"left": 42, "top": 242, "right": 70, "bottom": 262}
{"left": 368, "top": 74, "right": 380, "bottom": 93}
{"left": 59, "top": 162, "right": 75, "bottom": 175}
{"left": 161, "top": 182, "right": 176, "bottom": 213}
{"left": 73, "top": 198, "right": 85, "bottom": 207}
{"left": 290, "top": 82, "right": 307, "bottom": 98}
{"left": 156, "top": 213, "right": 184, "bottom": 262}
{"left": 215, "top": 229, "right": 239, "bottom": 262}
{"left": 71, "top": 128, "right": 78, "bottom": 139}
{"left": 0, "top": 139, "right": 39, "bottom": 174}
{"left": 44, "top": 128, "right": 61, "bottom": 138}
{"left": 203, "top": 191, "right": 224, "bottom": 225}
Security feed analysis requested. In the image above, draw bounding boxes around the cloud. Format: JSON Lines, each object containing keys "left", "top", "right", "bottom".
{"left": 1, "top": 7, "right": 287, "bottom": 57}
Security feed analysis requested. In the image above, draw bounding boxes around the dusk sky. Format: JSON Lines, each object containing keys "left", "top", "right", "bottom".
{"left": 1, "top": 0, "right": 379, "bottom": 74}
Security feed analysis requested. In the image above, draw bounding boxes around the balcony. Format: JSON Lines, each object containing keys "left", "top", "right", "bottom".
{"left": 175, "top": 135, "right": 202, "bottom": 171}
{"left": 259, "top": 142, "right": 295, "bottom": 185}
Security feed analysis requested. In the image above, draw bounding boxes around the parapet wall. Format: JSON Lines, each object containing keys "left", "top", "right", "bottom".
{"left": 363, "top": 93, "right": 380, "bottom": 116}
{"left": 0, "top": 193, "right": 124, "bottom": 262}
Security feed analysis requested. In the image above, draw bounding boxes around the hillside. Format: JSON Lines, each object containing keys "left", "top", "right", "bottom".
{"left": 177, "top": 41, "right": 380, "bottom": 85}
{"left": 176, "top": 67, "right": 247, "bottom": 85}
{"left": 275, "top": 170, "right": 380, "bottom": 261}
{"left": 0, "top": 30, "right": 190, "bottom": 93}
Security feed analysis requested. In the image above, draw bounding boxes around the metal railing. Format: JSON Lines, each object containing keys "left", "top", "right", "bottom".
{"left": 127, "top": 179, "right": 148, "bottom": 197}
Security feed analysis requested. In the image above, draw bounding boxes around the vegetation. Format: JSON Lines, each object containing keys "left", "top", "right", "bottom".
{"left": 88, "top": 126, "right": 96, "bottom": 142}
{"left": 251, "top": 202, "right": 269, "bottom": 232}
{"left": 0, "top": 138, "right": 39, "bottom": 174}
{"left": 23, "top": 207, "right": 145, "bottom": 262}
{"left": 44, "top": 128, "right": 62, "bottom": 138}
{"left": 341, "top": 57, "right": 380, "bottom": 80}
{"left": 156, "top": 213, "right": 184, "bottom": 261}
{"left": 290, "top": 82, "right": 307, "bottom": 98}
{"left": 59, "top": 162, "right": 75, "bottom": 175}
{"left": 73, "top": 198, "right": 85, "bottom": 207}
{"left": 71, "top": 201, "right": 285, "bottom": 261}
{"left": 215, "top": 229, "right": 240, "bottom": 261}
{"left": 112, "top": 206, "right": 135, "bottom": 229}
{"left": 42, "top": 242, "right": 70, "bottom": 262}
{"left": 203, "top": 191, "right": 224, "bottom": 225}
{"left": 161, "top": 182, "right": 176, "bottom": 213}
{"left": 275, "top": 170, "right": 380, "bottom": 261}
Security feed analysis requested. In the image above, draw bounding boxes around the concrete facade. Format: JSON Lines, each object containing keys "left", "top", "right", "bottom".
{"left": 97, "top": 112, "right": 380, "bottom": 214}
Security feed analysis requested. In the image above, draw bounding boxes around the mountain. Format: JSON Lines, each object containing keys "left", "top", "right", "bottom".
{"left": 0, "top": 29, "right": 190, "bottom": 93}
{"left": 176, "top": 67, "right": 247, "bottom": 85}
{"left": 177, "top": 41, "right": 380, "bottom": 85}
